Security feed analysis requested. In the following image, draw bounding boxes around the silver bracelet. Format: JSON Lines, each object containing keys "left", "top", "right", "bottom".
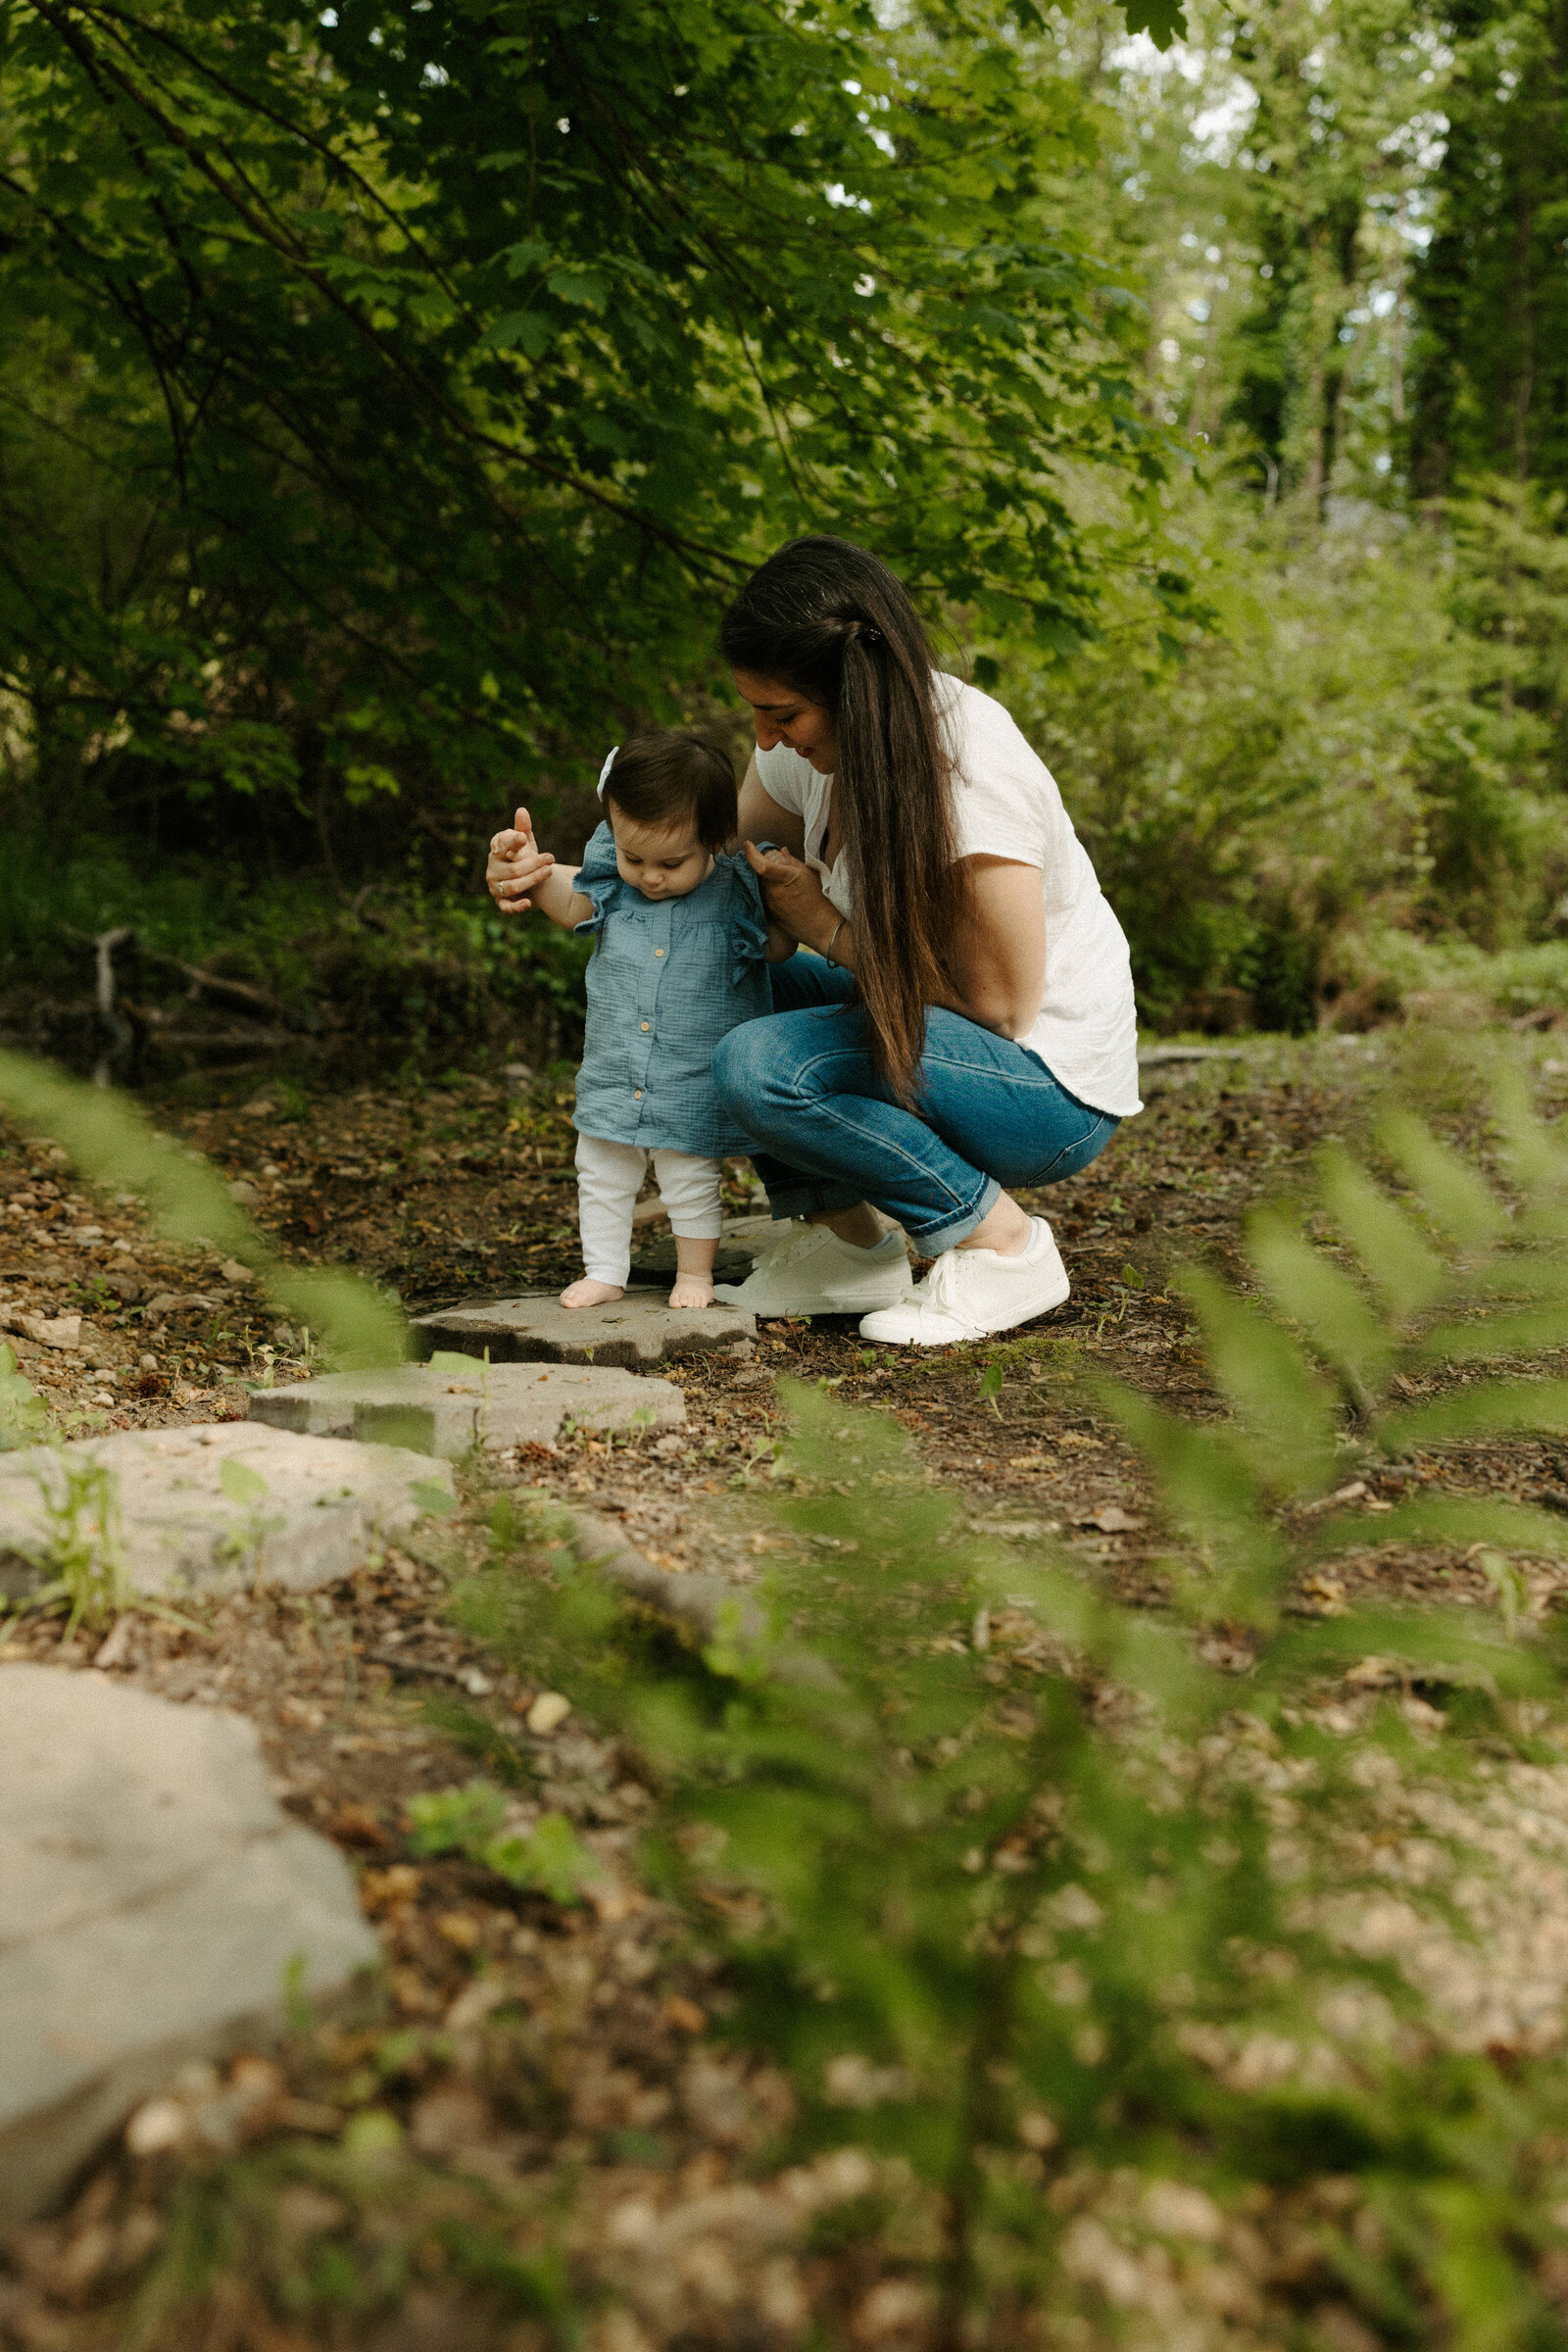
{"left": 824, "top": 917, "right": 846, "bottom": 966}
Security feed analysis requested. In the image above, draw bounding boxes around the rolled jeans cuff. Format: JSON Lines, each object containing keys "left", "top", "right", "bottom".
{"left": 918, "top": 1176, "right": 1001, "bottom": 1254}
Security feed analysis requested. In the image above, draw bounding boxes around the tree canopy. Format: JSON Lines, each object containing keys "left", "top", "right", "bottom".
{"left": 0, "top": 0, "right": 1190, "bottom": 833}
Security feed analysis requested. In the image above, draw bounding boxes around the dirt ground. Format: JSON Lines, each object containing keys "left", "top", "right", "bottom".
{"left": 6, "top": 1031, "right": 1568, "bottom": 2349}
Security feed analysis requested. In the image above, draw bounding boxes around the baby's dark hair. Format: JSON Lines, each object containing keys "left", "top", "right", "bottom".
{"left": 601, "top": 730, "right": 736, "bottom": 853}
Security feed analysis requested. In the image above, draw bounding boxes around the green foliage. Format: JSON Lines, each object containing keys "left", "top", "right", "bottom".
{"left": 0, "top": 1343, "right": 48, "bottom": 1451}
{"left": 0, "top": 852, "right": 594, "bottom": 1056}
{"left": 0, "top": 0, "right": 1187, "bottom": 838}
{"left": 406, "top": 1779, "right": 603, "bottom": 1904}
{"left": 456, "top": 1090, "right": 1568, "bottom": 2339}
{"left": 1009, "top": 481, "right": 1568, "bottom": 1027}
{"left": 0, "top": 1052, "right": 407, "bottom": 1368}
{"left": 24, "top": 1453, "right": 128, "bottom": 1633}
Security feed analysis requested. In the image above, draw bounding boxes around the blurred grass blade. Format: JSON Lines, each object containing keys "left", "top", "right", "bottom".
{"left": 1178, "top": 1267, "right": 1337, "bottom": 1492}
{"left": 1379, "top": 1378, "right": 1568, "bottom": 1452}
{"left": 1246, "top": 1210, "right": 1389, "bottom": 1410}
{"left": 1109, "top": 1383, "right": 1286, "bottom": 1626}
{"left": 0, "top": 1052, "right": 407, "bottom": 1368}
{"left": 1417, "top": 1308, "right": 1568, "bottom": 1367}
{"left": 1488, "top": 1065, "right": 1568, "bottom": 1205}
{"left": 1318, "top": 1148, "right": 1448, "bottom": 1320}
{"left": 1378, "top": 1112, "right": 1504, "bottom": 1247}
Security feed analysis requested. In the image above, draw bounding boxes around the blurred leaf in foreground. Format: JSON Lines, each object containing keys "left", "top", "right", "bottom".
{"left": 0, "top": 1052, "right": 406, "bottom": 1368}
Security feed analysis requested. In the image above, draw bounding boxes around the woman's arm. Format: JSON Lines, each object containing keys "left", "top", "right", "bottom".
{"left": 746, "top": 847, "right": 1044, "bottom": 1039}
{"left": 940, "top": 858, "right": 1047, "bottom": 1039}
{"left": 736, "top": 755, "right": 807, "bottom": 858}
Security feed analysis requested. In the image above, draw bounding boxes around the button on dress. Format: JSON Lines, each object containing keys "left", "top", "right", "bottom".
{"left": 571, "top": 824, "right": 773, "bottom": 1159}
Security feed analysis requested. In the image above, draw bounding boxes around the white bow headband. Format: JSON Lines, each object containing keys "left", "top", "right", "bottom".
{"left": 596, "top": 745, "right": 618, "bottom": 798}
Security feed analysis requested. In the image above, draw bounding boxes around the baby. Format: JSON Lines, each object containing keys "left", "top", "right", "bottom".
{"left": 487, "top": 731, "right": 793, "bottom": 1310}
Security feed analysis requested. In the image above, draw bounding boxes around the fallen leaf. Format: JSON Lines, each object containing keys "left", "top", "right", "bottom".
{"left": 331, "top": 1801, "right": 390, "bottom": 1848}
{"left": 434, "top": 1910, "right": 482, "bottom": 1951}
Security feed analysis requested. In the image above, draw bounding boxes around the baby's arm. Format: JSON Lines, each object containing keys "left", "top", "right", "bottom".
{"left": 486, "top": 808, "right": 592, "bottom": 929}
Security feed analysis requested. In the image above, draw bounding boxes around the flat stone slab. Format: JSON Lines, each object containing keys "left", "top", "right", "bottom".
{"left": 0, "top": 1663, "right": 379, "bottom": 2225}
{"left": 247, "top": 1360, "right": 685, "bottom": 1456}
{"left": 0, "top": 1423, "right": 452, "bottom": 1603}
{"left": 630, "top": 1213, "right": 790, "bottom": 1283}
{"left": 412, "top": 1291, "right": 756, "bottom": 1372}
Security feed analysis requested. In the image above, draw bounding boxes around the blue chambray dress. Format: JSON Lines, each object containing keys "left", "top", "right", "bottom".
{"left": 571, "top": 822, "right": 773, "bottom": 1158}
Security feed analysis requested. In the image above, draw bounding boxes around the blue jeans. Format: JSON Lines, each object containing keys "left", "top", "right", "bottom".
{"left": 710, "top": 960, "right": 1119, "bottom": 1251}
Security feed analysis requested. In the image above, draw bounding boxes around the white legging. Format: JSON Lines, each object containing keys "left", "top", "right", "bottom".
{"left": 575, "top": 1133, "right": 724, "bottom": 1287}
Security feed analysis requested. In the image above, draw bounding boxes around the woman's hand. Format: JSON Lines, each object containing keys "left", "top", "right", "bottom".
{"left": 743, "top": 840, "right": 830, "bottom": 947}
{"left": 487, "top": 807, "right": 555, "bottom": 914}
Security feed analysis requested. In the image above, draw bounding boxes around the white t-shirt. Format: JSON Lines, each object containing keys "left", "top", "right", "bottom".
{"left": 754, "top": 673, "right": 1142, "bottom": 1119}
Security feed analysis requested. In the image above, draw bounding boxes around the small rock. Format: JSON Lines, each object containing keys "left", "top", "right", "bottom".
{"left": 412, "top": 1291, "right": 756, "bottom": 1372}
{"left": 7, "top": 1313, "right": 80, "bottom": 1352}
{"left": 0, "top": 1663, "right": 377, "bottom": 2225}
{"left": 124, "top": 2097, "right": 188, "bottom": 2157}
{"left": 219, "top": 1260, "right": 255, "bottom": 1286}
{"left": 526, "top": 1691, "right": 571, "bottom": 1737}
{"left": 227, "top": 1180, "right": 262, "bottom": 1207}
{"left": 0, "top": 1424, "right": 451, "bottom": 1602}
{"left": 248, "top": 1361, "right": 684, "bottom": 1457}
{"left": 1076, "top": 1504, "right": 1144, "bottom": 1535}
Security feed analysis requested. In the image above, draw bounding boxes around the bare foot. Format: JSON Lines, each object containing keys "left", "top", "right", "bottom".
{"left": 560, "top": 1278, "right": 625, "bottom": 1308}
{"left": 668, "top": 1276, "right": 714, "bottom": 1310}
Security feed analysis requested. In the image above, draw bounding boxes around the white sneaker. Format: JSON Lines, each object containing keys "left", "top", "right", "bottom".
{"left": 858, "top": 1218, "right": 1069, "bottom": 1346}
{"left": 712, "top": 1223, "right": 913, "bottom": 1315}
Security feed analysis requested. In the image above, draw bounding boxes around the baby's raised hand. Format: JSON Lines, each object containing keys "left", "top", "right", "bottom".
{"left": 486, "top": 806, "right": 555, "bottom": 914}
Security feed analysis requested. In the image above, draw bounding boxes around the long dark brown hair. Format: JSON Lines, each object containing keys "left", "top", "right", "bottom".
{"left": 720, "top": 535, "right": 960, "bottom": 1099}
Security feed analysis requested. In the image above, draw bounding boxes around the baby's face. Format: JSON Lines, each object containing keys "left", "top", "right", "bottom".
{"left": 609, "top": 809, "right": 713, "bottom": 902}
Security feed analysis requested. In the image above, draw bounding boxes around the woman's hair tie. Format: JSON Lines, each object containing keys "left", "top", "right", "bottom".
{"left": 596, "top": 744, "right": 619, "bottom": 799}
{"left": 844, "top": 619, "right": 882, "bottom": 645}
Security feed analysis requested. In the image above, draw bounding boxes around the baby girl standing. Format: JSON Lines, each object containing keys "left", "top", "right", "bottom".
{"left": 486, "top": 733, "right": 793, "bottom": 1308}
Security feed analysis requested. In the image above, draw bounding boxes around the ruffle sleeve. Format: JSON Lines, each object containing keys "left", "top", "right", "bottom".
{"left": 723, "top": 848, "right": 774, "bottom": 987}
{"left": 571, "top": 820, "right": 624, "bottom": 936}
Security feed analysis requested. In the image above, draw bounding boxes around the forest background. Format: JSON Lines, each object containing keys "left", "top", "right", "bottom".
{"left": 2, "top": 0, "right": 1566, "bottom": 1063}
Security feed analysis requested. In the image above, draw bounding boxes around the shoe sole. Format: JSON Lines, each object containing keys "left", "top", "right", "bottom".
{"left": 713, "top": 1278, "right": 914, "bottom": 1314}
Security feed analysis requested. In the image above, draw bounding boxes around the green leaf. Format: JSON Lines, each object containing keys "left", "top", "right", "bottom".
{"left": 219, "top": 1457, "right": 269, "bottom": 1508}
{"left": 407, "top": 1779, "right": 509, "bottom": 1856}
{"left": 1377, "top": 1114, "right": 1505, "bottom": 1249}
{"left": 1117, "top": 0, "right": 1189, "bottom": 49}
{"left": 478, "top": 311, "right": 556, "bottom": 358}
{"left": 1318, "top": 1149, "right": 1448, "bottom": 1321}
{"left": 1178, "top": 1268, "right": 1337, "bottom": 1491}
{"left": 0, "top": 1055, "right": 408, "bottom": 1370}
{"left": 1246, "top": 1211, "right": 1390, "bottom": 1409}
{"left": 1379, "top": 1378, "right": 1568, "bottom": 1452}
{"left": 412, "top": 1478, "right": 459, "bottom": 1518}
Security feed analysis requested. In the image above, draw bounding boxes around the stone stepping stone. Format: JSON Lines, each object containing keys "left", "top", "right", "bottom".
{"left": 248, "top": 1359, "right": 685, "bottom": 1457}
{"left": 413, "top": 1291, "right": 756, "bottom": 1372}
{"left": 0, "top": 1661, "right": 379, "bottom": 2227}
{"left": 630, "top": 1212, "right": 790, "bottom": 1283}
{"left": 0, "top": 1423, "right": 452, "bottom": 1604}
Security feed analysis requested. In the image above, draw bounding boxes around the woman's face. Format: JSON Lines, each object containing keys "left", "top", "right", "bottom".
{"left": 731, "top": 670, "right": 839, "bottom": 775}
